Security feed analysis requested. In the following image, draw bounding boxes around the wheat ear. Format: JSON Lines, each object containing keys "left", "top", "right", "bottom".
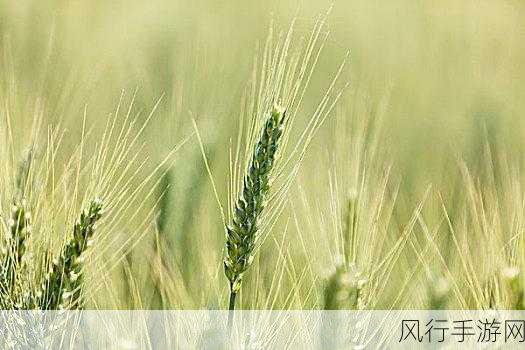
{"left": 39, "top": 198, "right": 103, "bottom": 309}
{"left": 224, "top": 105, "right": 286, "bottom": 313}
{"left": 324, "top": 262, "right": 366, "bottom": 310}
{"left": 502, "top": 266, "right": 524, "bottom": 310}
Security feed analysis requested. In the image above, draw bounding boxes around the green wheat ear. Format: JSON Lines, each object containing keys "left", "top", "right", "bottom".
{"left": 0, "top": 201, "right": 32, "bottom": 308}
{"left": 224, "top": 105, "right": 286, "bottom": 311}
{"left": 0, "top": 150, "right": 35, "bottom": 309}
{"left": 323, "top": 261, "right": 366, "bottom": 310}
{"left": 502, "top": 266, "right": 524, "bottom": 310}
{"left": 39, "top": 198, "right": 103, "bottom": 310}
{"left": 427, "top": 275, "right": 451, "bottom": 310}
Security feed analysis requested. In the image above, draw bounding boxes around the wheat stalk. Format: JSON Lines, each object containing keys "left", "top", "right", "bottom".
{"left": 224, "top": 105, "right": 286, "bottom": 314}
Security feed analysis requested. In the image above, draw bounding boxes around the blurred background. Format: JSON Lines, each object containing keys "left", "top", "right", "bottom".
{"left": 1, "top": 0, "right": 523, "bottom": 182}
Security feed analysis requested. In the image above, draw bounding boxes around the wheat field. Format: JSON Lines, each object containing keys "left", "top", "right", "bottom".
{"left": 0, "top": 0, "right": 524, "bottom": 318}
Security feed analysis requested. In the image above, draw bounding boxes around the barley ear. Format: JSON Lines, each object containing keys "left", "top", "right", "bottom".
{"left": 224, "top": 105, "right": 286, "bottom": 311}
